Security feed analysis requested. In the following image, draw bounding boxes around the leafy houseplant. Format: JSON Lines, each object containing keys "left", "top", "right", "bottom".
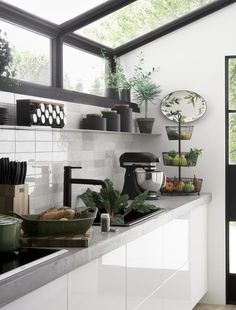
{"left": 102, "top": 49, "right": 132, "bottom": 101}
{"left": 133, "top": 52, "right": 161, "bottom": 133}
{"left": 79, "top": 179, "right": 160, "bottom": 225}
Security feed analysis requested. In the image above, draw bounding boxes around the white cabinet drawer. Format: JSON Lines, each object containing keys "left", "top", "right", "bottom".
{"left": 1, "top": 275, "right": 67, "bottom": 310}
{"left": 68, "top": 245, "right": 126, "bottom": 310}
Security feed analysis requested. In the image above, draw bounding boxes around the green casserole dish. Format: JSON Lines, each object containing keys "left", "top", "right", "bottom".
{"left": 14, "top": 207, "right": 97, "bottom": 237}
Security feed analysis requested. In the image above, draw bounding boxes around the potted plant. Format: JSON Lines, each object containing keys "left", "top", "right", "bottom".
{"left": 132, "top": 52, "right": 161, "bottom": 133}
{"left": 102, "top": 50, "right": 132, "bottom": 102}
{"left": 119, "top": 74, "right": 133, "bottom": 102}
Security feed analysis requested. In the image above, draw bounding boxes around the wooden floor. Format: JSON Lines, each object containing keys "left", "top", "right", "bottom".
{"left": 194, "top": 304, "right": 236, "bottom": 310}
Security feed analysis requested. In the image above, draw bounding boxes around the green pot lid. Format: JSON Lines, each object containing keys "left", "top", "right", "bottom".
{"left": 0, "top": 215, "right": 22, "bottom": 225}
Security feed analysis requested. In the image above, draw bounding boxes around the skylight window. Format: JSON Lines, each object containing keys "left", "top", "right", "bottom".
{"left": 3, "top": 0, "right": 108, "bottom": 24}
{"left": 75, "top": 0, "right": 217, "bottom": 48}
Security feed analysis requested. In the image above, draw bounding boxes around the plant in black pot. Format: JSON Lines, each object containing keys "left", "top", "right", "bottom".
{"left": 119, "top": 72, "right": 133, "bottom": 103}
{"left": 102, "top": 49, "right": 133, "bottom": 102}
{"left": 133, "top": 53, "right": 161, "bottom": 134}
{"left": 102, "top": 51, "right": 122, "bottom": 100}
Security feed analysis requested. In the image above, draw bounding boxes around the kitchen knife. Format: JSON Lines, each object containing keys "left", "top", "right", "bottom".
{"left": 19, "top": 162, "right": 25, "bottom": 184}
{"left": 21, "top": 162, "right": 27, "bottom": 184}
{"left": 2, "top": 158, "right": 6, "bottom": 184}
{"left": 5, "top": 158, "right": 10, "bottom": 185}
{"left": 8, "top": 161, "right": 13, "bottom": 185}
{"left": 15, "top": 162, "right": 21, "bottom": 185}
{"left": 11, "top": 162, "right": 17, "bottom": 185}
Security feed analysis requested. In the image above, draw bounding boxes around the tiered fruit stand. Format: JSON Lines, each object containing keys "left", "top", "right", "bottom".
{"left": 161, "top": 116, "right": 203, "bottom": 195}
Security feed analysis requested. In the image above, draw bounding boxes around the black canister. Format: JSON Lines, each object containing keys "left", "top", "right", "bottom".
{"left": 82, "top": 114, "right": 106, "bottom": 130}
{"left": 112, "top": 104, "right": 132, "bottom": 132}
{"left": 101, "top": 111, "right": 121, "bottom": 132}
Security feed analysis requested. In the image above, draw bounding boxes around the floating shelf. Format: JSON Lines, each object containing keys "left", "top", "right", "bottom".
{"left": 0, "top": 79, "right": 140, "bottom": 112}
{"left": 0, "top": 125, "right": 161, "bottom": 136}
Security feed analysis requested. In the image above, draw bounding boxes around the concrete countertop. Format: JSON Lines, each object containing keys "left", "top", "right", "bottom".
{"left": 0, "top": 193, "right": 212, "bottom": 308}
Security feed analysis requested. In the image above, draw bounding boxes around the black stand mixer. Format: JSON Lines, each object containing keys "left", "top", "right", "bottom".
{"left": 120, "top": 152, "right": 165, "bottom": 200}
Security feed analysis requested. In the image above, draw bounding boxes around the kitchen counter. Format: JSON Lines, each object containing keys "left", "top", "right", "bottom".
{"left": 0, "top": 193, "right": 211, "bottom": 308}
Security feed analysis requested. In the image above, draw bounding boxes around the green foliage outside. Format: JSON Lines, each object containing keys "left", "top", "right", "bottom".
{"left": 0, "top": 30, "right": 14, "bottom": 78}
{"left": 11, "top": 50, "right": 50, "bottom": 85}
{"left": 229, "top": 59, "right": 236, "bottom": 164}
{"left": 80, "top": 0, "right": 215, "bottom": 47}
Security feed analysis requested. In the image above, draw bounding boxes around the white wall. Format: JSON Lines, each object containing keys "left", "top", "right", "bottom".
{"left": 121, "top": 3, "right": 236, "bottom": 305}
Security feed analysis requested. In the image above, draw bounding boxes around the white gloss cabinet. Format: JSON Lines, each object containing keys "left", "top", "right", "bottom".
{"left": 127, "top": 226, "right": 163, "bottom": 310}
{"left": 68, "top": 245, "right": 126, "bottom": 310}
{"left": 1, "top": 275, "right": 68, "bottom": 310}
{"left": 190, "top": 204, "right": 207, "bottom": 308}
{"left": 127, "top": 214, "right": 190, "bottom": 310}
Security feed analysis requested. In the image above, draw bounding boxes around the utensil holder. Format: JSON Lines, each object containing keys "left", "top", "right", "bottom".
{"left": 0, "top": 184, "right": 29, "bottom": 215}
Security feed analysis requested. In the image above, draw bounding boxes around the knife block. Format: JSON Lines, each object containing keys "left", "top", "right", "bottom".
{"left": 0, "top": 184, "right": 29, "bottom": 215}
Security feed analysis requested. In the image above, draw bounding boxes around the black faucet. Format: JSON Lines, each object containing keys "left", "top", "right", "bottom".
{"left": 63, "top": 166, "right": 107, "bottom": 207}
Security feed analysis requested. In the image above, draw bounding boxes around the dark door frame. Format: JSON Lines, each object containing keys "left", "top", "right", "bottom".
{"left": 225, "top": 55, "right": 236, "bottom": 304}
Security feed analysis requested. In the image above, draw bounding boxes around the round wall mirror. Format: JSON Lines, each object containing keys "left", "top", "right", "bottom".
{"left": 160, "top": 90, "right": 207, "bottom": 123}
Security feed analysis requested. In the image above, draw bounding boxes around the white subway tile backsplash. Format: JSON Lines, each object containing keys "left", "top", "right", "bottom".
{"left": 52, "top": 151, "right": 68, "bottom": 162}
{"left": 15, "top": 152, "right": 35, "bottom": 162}
{"left": 16, "top": 141, "right": 35, "bottom": 153}
{"left": 16, "top": 130, "right": 35, "bottom": 141}
{"left": 36, "top": 130, "right": 52, "bottom": 141}
{"left": 0, "top": 129, "right": 15, "bottom": 141}
{"left": 0, "top": 141, "right": 15, "bottom": 153}
{"left": 53, "top": 141, "right": 69, "bottom": 152}
{"left": 35, "top": 152, "right": 52, "bottom": 162}
{"left": 36, "top": 141, "right": 52, "bottom": 152}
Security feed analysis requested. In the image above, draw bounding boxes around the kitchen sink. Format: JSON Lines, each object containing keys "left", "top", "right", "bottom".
{"left": 93, "top": 208, "right": 165, "bottom": 227}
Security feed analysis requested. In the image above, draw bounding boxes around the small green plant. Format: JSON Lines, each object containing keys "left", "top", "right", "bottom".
{"left": 102, "top": 50, "right": 132, "bottom": 91}
{"left": 79, "top": 178, "right": 159, "bottom": 224}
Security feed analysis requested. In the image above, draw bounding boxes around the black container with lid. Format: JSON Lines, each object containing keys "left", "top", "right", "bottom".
{"left": 101, "top": 110, "right": 120, "bottom": 132}
{"left": 112, "top": 104, "right": 132, "bottom": 132}
{"left": 82, "top": 114, "right": 106, "bottom": 131}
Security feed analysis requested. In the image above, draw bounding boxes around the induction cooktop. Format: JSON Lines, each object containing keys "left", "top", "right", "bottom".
{"left": 0, "top": 248, "right": 67, "bottom": 281}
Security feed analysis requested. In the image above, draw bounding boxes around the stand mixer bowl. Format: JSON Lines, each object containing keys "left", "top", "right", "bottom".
{"left": 136, "top": 169, "right": 166, "bottom": 193}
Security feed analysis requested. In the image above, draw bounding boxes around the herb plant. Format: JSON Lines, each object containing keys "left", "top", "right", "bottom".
{"left": 132, "top": 52, "right": 161, "bottom": 118}
{"left": 79, "top": 178, "right": 160, "bottom": 224}
{"left": 102, "top": 50, "right": 132, "bottom": 91}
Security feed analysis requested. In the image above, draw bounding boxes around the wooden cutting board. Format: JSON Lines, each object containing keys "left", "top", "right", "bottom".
{"left": 21, "top": 229, "right": 93, "bottom": 248}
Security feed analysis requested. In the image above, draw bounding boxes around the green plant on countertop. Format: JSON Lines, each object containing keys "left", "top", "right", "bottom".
{"left": 79, "top": 178, "right": 159, "bottom": 224}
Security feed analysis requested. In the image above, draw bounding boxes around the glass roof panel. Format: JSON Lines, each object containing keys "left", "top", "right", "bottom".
{"left": 75, "top": 0, "right": 217, "bottom": 48}
{"left": 3, "top": 0, "right": 108, "bottom": 24}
